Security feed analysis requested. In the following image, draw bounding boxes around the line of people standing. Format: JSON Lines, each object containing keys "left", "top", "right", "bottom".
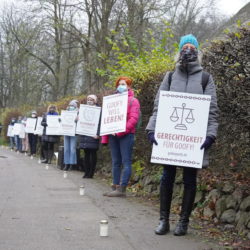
{"left": 5, "top": 33, "right": 218, "bottom": 238}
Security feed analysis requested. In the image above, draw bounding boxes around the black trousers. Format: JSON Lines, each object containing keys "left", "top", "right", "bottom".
{"left": 43, "top": 141, "right": 55, "bottom": 151}
{"left": 84, "top": 149, "right": 98, "bottom": 177}
{"left": 28, "top": 134, "right": 38, "bottom": 155}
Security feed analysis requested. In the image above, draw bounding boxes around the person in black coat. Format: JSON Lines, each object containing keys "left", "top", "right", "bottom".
{"left": 41, "top": 105, "right": 60, "bottom": 164}
{"left": 28, "top": 110, "right": 38, "bottom": 157}
{"left": 79, "top": 95, "right": 100, "bottom": 178}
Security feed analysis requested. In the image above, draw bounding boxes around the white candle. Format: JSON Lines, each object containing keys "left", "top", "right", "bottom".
{"left": 31, "top": 156, "right": 33, "bottom": 159}
{"left": 63, "top": 171, "right": 67, "bottom": 178}
{"left": 45, "top": 165, "right": 49, "bottom": 170}
{"left": 80, "top": 185, "right": 85, "bottom": 196}
{"left": 38, "top": 159, "right": 41, "bottom": 164}
{"left": 25, "top": 152, "right": 27, "bottom": 156}
{"left": 100, "top": 220, "right": 108, "bottom": 237}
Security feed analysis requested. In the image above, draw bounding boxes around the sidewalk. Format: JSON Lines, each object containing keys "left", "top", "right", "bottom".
{"left": 0, "top": 147, "right": 217, "bottom": 250}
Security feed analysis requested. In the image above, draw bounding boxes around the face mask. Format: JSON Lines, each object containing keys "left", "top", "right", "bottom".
{"left": 180, "top": 48, "right": 198, "bottom": 64}
{"left": 68, "top": 106, "right": 76, "bottom": 111}
{"left": 49, "top": 109, "right": 55, "bottom": 114}
{"left": 31, "top": 114, "right": 36, "bottom": 118}
{"left": 117, "top": 85, "right": 127, "bottom": 93}
{"left": 87, "top": 100, "right": 95, "bottom": 106}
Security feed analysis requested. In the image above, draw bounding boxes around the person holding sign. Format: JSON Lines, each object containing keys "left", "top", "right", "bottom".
{"left": 28, "top": 111, "right": 38, "bottom": 157}
{"left": 79, "top": 95, "right": 101, "bottom": 178}
{"left": 9, "top": 118, "right": 16, "bottom": 150}
{"left": 14, "top": 116, "right": 23, "bottom": 153}
{"left": 62, "top": 100, "right": 79, "bottom": 171}
{"left": 146, "top": 35, "right": 218, "bottom": 236}
{"left": 102, "top": 77, "right": 140, "bottom": 197}
{"left": 41, "top": 105, "right": 60, "bottom": 164}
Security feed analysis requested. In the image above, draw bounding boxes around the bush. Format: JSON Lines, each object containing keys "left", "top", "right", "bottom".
{"left": 202, "top": 26, "right": 250, "bottom": 172}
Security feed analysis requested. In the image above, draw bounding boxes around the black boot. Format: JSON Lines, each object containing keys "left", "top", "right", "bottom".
{"left": 174, "top": 188, "right": 196, "bottom": 236}
{"left": 47, "top": 150, "right": 54, "bottom": 164}
{"left": 68, "top": 165, "right": 74, "bottom": 171}
{"left": 83, "top": 164, "right": 90, "bottom": 178}
{"left": 41, "top": 150, "right": 48, "bottom": 163}
{"left": 155, "top": 184, "right": 173, "bottom": 235}
{"left": 63, "top": 164, "right": 70, "bottom": 171}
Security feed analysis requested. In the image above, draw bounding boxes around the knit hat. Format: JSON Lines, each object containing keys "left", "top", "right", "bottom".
{"left": 69, "top": 99, "right": 79, "bottom": 108}
{"left": 87, "top": 95, "right": 97, "bottom": 104}
{"left": 179, "top": 34, "right": 199, "bottom": 51}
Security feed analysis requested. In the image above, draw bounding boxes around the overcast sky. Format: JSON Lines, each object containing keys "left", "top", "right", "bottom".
{"left": 0, "top": 0, "right": 249, "bottom": 16}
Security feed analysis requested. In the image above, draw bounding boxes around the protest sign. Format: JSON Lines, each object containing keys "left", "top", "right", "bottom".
{"left": 25, "top": 118, "right": 37, "bottom": 133}
{"left": 60, "top": 110, "right": 78, "bottom": 136}
{"left": 34, "top": 117, "right": 43, "bottom": 135}
{"left": 151, "top": 91, "right": 211, "bottom": 169}
{"left": 7, "top": 125, "right": 14, "bottom": 137}
{"left": 76, "top": 105, "right": 101, "bottom": 136}
{"left": 46, "top": 115, "right": 61, "bottom": 135}
{"left": 100, "top": 92, "right": 128, "bottom": 136}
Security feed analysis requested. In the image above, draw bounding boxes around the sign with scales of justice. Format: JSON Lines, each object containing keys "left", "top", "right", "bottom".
{"left": 151, "top": 91, "right": 211, "bottom": 169}
{"left": 170, "top": 103, "right": 195, "bottom": 130}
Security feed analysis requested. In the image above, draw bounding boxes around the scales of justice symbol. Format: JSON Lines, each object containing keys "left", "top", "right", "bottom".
{"left": 170, "top": 103, "right": 195, "bottom": 130}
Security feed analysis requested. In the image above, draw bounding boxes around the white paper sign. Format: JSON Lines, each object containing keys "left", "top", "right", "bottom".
{"left": 151, "top": 91, "right": 211, "bottom": 169}
{"left": 46, "top": 115, "right": 61, "bottom": 135}
{"left": 34, "top": 117, "right": 43, "bottom": 135}
{"left": 12, "top": 123, "right": 23, "bottom": 136}
{"left": 7, "top": 125, "right": 14, "bottom": 137}
{"left": 60, "top": 110, "right": 78, "bottom": 136}
{"left": 100, "top": 92, "right": 128, "bottom": 136}
{"left": 25, "top": 118, "right": 37, "bottom": 133}
{"left": 76, "top": 105, "right": 101, "bottom": 136}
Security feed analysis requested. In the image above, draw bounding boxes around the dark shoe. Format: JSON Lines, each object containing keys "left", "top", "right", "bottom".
{"left": 174, "top": 220, "right": 188, "bottom": 236}
{"left": 63, "top": 164, "right": 69, "bottom": 171}
{"left": 173, "top": 188, "right": 196, "bottom": 236}
{"left": 82, "top": 174, "right": 90, "bottom": 178}
{"left": 155, "top": 219, "right": 170, "bottom": 235}
{"left": 68, "top": 165, "right": 74, "bottom": 171}
{"left": 41, "top": 159, "right": 48, "bottom": 163}
{"left": 107, "top": 185, "right": 126, "bottom": 197}
{"left": 103, "top": 185, "right": 116, "bottom": 196}
{"left": 41, "top": 150, "right": 48, "bottom": 163}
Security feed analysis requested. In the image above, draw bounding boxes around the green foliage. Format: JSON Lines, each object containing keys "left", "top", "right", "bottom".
{"left": 98, "top": 25, "right": 176, "bottom": 88}
{"left": 132, "top": 160, "right": 145, "bottom": 178}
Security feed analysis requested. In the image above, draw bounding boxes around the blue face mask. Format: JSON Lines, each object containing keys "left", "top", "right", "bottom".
{"left": 68, "top": 106, "right": 76, "bottom": 111}
{"left": 117, "top": 85, "right": 127, "bottom": 93}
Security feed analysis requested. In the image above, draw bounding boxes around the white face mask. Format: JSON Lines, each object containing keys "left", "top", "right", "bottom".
{"left": 87, "top": 100, "right": 95, "bottom": 106}
{"left": 31, "top": 114, "right": 36, "bottom": 118}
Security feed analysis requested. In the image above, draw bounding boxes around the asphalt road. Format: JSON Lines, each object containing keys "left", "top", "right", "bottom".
{"left": 0, "top": 147, "right": 217, "bottom": 250}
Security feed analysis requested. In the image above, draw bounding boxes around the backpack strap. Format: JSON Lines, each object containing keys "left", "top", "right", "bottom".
{"left": 201, "top": 71, "right": 210, "bottom": 93}
{"left": 168, "top": 71, "right": 173, "bottom": 90}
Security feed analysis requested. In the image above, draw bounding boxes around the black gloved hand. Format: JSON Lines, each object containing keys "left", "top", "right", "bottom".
{"left": 200, "top": 136, "right": 215, "bottom": 150}
{"left": 147, "top": 132, "right": 158, "bottom": 145}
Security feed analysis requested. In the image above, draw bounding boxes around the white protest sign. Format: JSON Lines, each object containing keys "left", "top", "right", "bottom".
{"left": 100, "top": 92, "right": 128, "bottom": 136}
{"left": 19, "top": 123, "right": 26, "bottom": 138}
{"left": 7, "top": 125, "right": 14, "bottom": 137}
{"left": 34, "top": 117, "right": 43, "bottom": 135}
{"left": 25, "top": 118, "right": 37, "bottom": 133}
{"left": 46, "top": 115, "right": 62, "bottom": 135}
{"left": 76, "top": 105, "right": 101, "bottom": 136}
{"left": 12, "top": 123, "right": 23, "bottom": 136}
{"left": 60, "top": 110, "right": 78, "bottom": 136}
{"left": 151, "top": 91, "right": 211, "bottom": 169}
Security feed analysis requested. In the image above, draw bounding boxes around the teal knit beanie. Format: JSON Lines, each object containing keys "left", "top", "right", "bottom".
{"left": 179, "top": 34, "right": 199, "bottom": 51}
